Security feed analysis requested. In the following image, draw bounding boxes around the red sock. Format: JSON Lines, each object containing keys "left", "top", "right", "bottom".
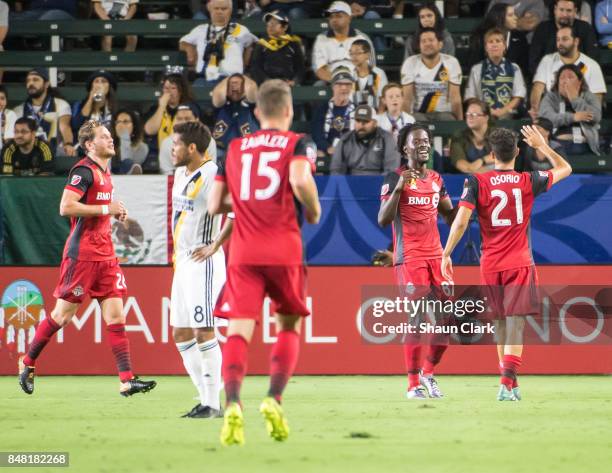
{"left": 422, "top": 345, "right": 448, "bottom": 376}
{"left": 404, "top": 344, "right": 422, "bottom": 389}
{"left": 106, "top": 324, "right": 133, "bottom": 382}
{"left": 23, "top": 317, "right": 61, "bottom": 367}
{"left": 268, "top": 330, "right": 300, "bottom": 403}
{"left": 222, "top": 335, "right": 249, "bottom": 404}
{"left": 500, "top": 354, "right": 522, "bottom": 390}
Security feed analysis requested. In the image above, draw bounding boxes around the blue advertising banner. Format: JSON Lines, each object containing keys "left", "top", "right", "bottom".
{"left": 303, "top": 175, "right": 612, "bottom": 265}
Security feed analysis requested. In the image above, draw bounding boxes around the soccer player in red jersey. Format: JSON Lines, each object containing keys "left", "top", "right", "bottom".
{"left": 378, "top": 124, "right": 457, "bottom": 400}
{"left": 208, "top": 80, "right": 321, "bottom": 446}
{"left": 18, "top": 120, "right": 157, "bottom": 397}
{"left": 441, "top": 126, "right": 572, "bottom": 401}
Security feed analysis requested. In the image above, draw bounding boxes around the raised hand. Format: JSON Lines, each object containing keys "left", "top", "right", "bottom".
{"left": 521, "top": 125, "right": 546, "bottom": 149}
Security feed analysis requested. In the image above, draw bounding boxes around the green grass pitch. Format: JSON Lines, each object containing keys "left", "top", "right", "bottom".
{"left": 2, "top": 375, "right": 612, "bottom": 473}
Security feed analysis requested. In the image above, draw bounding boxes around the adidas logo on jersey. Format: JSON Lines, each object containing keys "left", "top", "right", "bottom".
{"left": 220, "top": 302, "right": 231, "bottom": 312}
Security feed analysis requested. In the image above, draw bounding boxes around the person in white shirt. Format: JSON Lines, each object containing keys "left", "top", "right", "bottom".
{"left": 159, "top": 105, "right": 216, "bottom": 175}
{"left": 530, "top": 24, "right": 606, "bottom": 118}
{"left": 92, "top": 0, "right": 139, "bottom": 52}
{"left": 179, "top": 0, "right": 257, "bottom": 85}
{"left": 311, "top": 1, "right": 375, "bottom": 84}
{"left": 0, "top": 85, "right": 17, "bottom": 153}
{"left": 349, "top": 39, "right": 387, "bottom": 110}
{"left": 401, "top": 27, "right": 463, "bottom": 121}
{"left": 464, "top": 28, "right": 526, "bottom": 119}
{"left": 376, "top": 83, "right": 415, "bottom": 143}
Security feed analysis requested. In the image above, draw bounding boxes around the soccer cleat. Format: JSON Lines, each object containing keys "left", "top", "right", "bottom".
{"left": 497, "top": 385, "right": 519, "bottom": 401}
{"left": 187, "top": 405, "right": 223, "bottom": 419}
{"left": 406, "top": 387, "right": 428, "bottom": 399}
{"left": 181, "top": 403, "right": 202, "bottom": 418}
{"left": 512, "top": 387, "right": 522, "bottom": 401}
{"left": 259, "top": 397, "right": 290, "bottom": 442}
{"left": 420, "top": 373, "right": 444, "bottom": 398}
{"left": 18, "top": 364, "right": 35, "bottom": 395}
{"left": 119, "top": 377, "right": 157, "bottom": 397}
{"left": 220, "top": 402, "right": 245, "bottom": 446}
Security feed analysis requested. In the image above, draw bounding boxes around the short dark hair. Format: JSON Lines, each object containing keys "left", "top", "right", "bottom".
{"left": 0, "top": 84, "right": 7, "bottom": 100}
{"left": 417, "top": 27, "right": 443, "bottom": 43}
{"left": 173, "top": 121, "right": 211, "bottom": 154}
{"left": 14, "top": 117, "right": 37, "bottom": 132}
{"left": 464, "top": 98, "right": 491, "bottom": 117}
{"left": 487, "top": 128, "right": 518, "bottom": 163}
{"left": 397, "top": 122, "right": 432, "bottom": 157}
{"left": 534, "top": 117, "right": 554, "bottom": 135}
{"left": 351, "top": 39, "right": 371, "bottom": 54}
{"left": 555, "top": 0, "right": 580, "bottom": 9}
{"left": 557, "top": 24, "right": 579, "bottom": 39}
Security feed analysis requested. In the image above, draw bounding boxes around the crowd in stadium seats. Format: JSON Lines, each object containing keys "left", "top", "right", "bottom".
{"left": 0, "top": 0, "right": 610, "bottom": 177}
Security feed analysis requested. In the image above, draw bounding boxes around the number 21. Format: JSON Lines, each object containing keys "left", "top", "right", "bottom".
{"left": 491, "top": 189, "right": 523, "bottom": 226}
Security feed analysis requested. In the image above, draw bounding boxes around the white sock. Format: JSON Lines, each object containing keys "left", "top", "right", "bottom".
{"left": 176, "top": 338, "right": 206, "bottom": 403}
{"left": 198, "top": 338, "right": 222, "bottom": 410}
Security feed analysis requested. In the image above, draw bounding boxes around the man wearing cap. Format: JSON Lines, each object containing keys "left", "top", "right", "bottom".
{"left": 311, "top": 66, "right": 357, "bottom": 171}
{"left": 249, "top": 10, "right": 305, "bottom": 86}
{"left": 13, "top": 69, "right": 75, "bottom": 157}
{"left": 179, "top": 0, "right": 257, "bottom": 85}
{"left": 312, "top": 1, "right": 376, "bottom": 84}
{"left": 71, "top": 71, "right": 117, "bottom": 134}
{"left": 330, "top": 104, "right": 400, "bottom": 175}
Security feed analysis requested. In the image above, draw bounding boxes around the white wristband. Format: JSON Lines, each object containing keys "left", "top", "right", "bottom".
{"left": 101, "top": 205, "right": 109, "bottom": 215}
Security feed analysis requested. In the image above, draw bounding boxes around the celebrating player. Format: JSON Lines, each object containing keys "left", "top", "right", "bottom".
{"left": 378, "top": 123, "right": 457, "bottom": 399}
{"left": 18, "top": 120, "right": 157, "bottom": 397}
{"left": 441, "top": 126, "right": 572, "bottom": 401}
{"left": 170, "top": 121, "right": 233, "bottom": 418}
{"left": 208, "top": 79, "right": 321, "bottom": 446}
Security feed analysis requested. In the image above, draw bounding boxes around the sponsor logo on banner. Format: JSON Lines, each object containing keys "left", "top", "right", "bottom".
{"left": 0, "top": 280, "right": 45, "bottom": 354}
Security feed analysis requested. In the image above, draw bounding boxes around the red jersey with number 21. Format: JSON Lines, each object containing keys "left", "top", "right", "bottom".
{"left": 459, "top": 169, "right": 553, "bottom": 273}
{"left": 216, "top": 129, "right": 317, "bottom": 266}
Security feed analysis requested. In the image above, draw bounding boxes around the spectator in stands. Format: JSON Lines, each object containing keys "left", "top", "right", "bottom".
{"left": 530, "top": 25, "right": 606, "bottom": 116}
{"left": 0, "top": 86, "right": 17, "bottom": 154}
{"left": 376, "top": 83, "right": 415, "bottom": 142}
{"left": 0, "top": 1, "right": 7, "bottom": 83}
{"left": 330, "top": 104, "right": 399, "bottom": 175}
{"left": 1, "top": 117, "right": 54, "bottom": 176}
{"left": 13, "top": 68, "right": 75, "bottom": 158}
{"left": 516, "top": 117, "right": 562, "bottom": 171}
{"left": 350, "top": 39, "right": 388, "bottom": 109}
{"left": 71, "top": 71, "right": 117, "bottom": 135}
{"left": 400, "top": 28, "right": 463, "bottom": 121}
{"left": 10, "top": 0, "right": 75, "bottom": 20}
{"left": 404, "top": 2, "right": 455, "bottom": 59}
{"left": 469, "top": 2, "right": 529, "bottom": 75}
{"left": 529, "top": 0, "right": 598, "bottom": 74}
{"left": 158, "top": 105, "right": 216, "bottom": 175}
{"left": 144, "top": 73, "right": 200, "bottom": 150}
{"left": 538, "top": 63, "right": 601, "bottom": 155}
{"left": 486, "top": 0, "right": 548, "bottom": 32}
{"left": 179, "top": 0, "right": 257, "bottom": 85}
{"left": 249, "top": 10, "right": 305, "bottom": 85}
{"left": 211, "top": 73, "right": 259, "bottom": 156}
{"left": 595, "top": 0, "right": 612, "bottom": 46}
{"left": 312, "top": 66, "right": 356, "bottom": 167}
{"left": 311, "top": 1, "right": 375, "bottom": 84}
{"left": 349, "top": 0, "right": 385, "bottom": 52}
{"left": 110, "top": 109, "right": 148, "bottom": 174}
{"left": 449, "top": 99, "right": 496, "bottom": 174}
{"left": 256, "top": 0, "right": 310, "bottom": 20}
{"left": 92, "top": 0, "right": 139, "bottom": 52}
{"left": 465, "top": 28, "right": 527, "bottom": 119}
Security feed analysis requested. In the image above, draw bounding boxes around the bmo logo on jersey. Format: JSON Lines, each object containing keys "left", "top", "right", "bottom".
{"left": 96, "top": 191, "right": 112, "bottom": 201}
{"left": 407, "top": 193, "right": 440, "bottom": 208}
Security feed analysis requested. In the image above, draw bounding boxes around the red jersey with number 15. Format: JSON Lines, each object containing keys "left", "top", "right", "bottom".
{"left": 459, "top": 169, "right": 553, "bottom": 273}
{"left": 62, "top": 157, "right": 116, "bottom": 261}
{"left": 216, "top": 129, "right": 317, "bottom": 266}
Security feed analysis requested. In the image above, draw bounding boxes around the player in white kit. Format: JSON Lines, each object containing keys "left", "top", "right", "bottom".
{"left": 170, "top": 121, "right": 233, "bottom": 418}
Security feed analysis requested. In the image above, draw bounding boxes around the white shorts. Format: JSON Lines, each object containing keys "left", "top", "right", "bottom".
{"left": 170, "top": 251, "right": 226, "bottom": 328}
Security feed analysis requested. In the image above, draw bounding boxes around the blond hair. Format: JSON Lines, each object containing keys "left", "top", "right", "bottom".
{"left": 256, "top": 80, "right": 292, "bottom": 119}
{"left": 78, "top": 119, "right": 105, "bottom": 150}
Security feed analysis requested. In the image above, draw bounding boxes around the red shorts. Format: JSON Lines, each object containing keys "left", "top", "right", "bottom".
{"left": 214, "top": 264, "right": 310, "bottom": 320}
{"left": 481, "top": 265, "right": 539, "bottom": 317}
{"left": 394, "top": 258, "right": 454, "bottom": 298}
{"left": 53, "top": 258, "right": 127, "bottom": 303}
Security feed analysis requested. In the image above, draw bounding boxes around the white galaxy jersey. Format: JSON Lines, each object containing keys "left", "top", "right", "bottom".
{"left": 172, "top": 160, "right": 222, "bottom": 264}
